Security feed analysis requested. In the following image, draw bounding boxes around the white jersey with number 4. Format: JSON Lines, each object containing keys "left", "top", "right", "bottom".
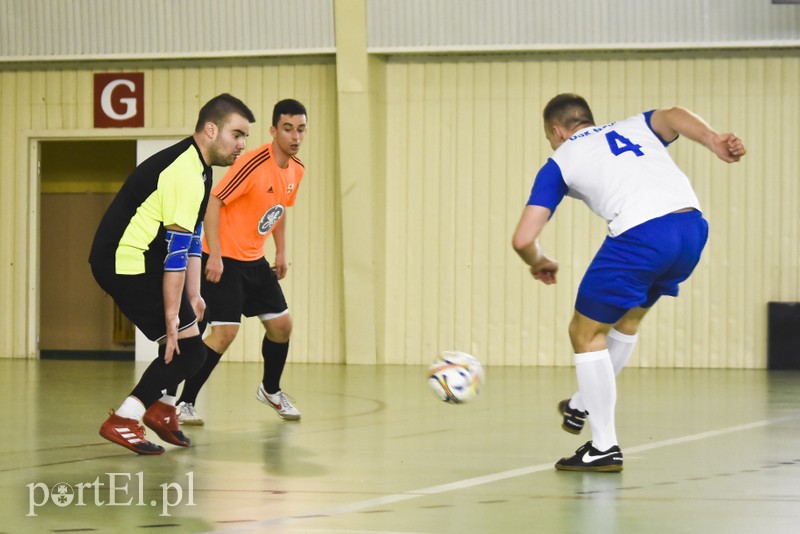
{"left": 531, "top": 111, "right": 701, "bottom": 237}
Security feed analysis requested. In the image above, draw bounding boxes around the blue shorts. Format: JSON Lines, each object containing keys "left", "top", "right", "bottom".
{"left": 575, "top": 209, "right": 708, "bottom": 324}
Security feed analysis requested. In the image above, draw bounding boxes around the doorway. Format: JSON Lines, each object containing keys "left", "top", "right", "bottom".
{"left": 39, "top": 140, "right": 136, "bottom": 359}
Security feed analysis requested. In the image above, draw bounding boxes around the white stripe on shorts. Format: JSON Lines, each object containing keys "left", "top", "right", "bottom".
{"left": 258, "top": 309, "right": 289, "bottom": 322}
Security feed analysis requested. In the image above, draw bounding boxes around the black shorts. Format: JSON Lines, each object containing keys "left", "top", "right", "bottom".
{"left": 202, "top": 254, "right": 288, "bottom": 324}
{"left": 90, "top": 263, "right": 198, "bottom": 342}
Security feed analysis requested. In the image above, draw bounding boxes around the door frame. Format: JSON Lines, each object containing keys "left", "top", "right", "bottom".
{"left": 25, "top": 128, "right": 186, "bottom": 359}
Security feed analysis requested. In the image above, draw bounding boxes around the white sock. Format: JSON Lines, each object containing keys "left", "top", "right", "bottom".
{"left": 569, "top": 328, "right": 638, "bottom": 412}
{"left": 606, "top": 328, "right": 638, "bottom": 372}
{"left": 574, "top": 349, "right": 617, "bottom": 451}
{"left": 159, "top": 394, "right": 177, "bottom": 406}
{"left": 115, "top": 396, "right": 146, "bottom": 420}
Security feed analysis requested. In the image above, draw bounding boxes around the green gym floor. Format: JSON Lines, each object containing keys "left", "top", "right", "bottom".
{"left": 2, "top": 359, "right": 800, "bottom": 533}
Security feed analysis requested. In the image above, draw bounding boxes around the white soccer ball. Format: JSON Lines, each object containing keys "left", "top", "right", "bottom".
{"left": 427, "top": 351, "right": 485, "bottom": 404}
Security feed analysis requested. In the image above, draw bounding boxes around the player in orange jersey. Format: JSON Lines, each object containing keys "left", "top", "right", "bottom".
{"left": 171, "top": 99, "right": 308, "bottom": 424}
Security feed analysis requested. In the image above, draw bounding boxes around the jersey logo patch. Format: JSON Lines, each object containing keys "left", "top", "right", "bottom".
{"left": 258, "top": 204, "right": 285, "bottom": 235}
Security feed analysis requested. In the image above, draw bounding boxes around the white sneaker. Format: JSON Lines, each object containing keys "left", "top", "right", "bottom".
{"left": 256, "top": 385, "right": 301, "bottom": 421}
{"left": 177, "top": 402, "right": 204, "bottom": 426}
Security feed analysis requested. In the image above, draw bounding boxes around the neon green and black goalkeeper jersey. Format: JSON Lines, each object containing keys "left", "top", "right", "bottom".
{"left": 89, "top": 137, "right": 212, "bottom": 275}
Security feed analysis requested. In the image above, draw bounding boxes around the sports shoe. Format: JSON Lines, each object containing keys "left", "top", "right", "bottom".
{"left": 177, "top": 402, "right": 204, "bottom": 426}
{"left": 142, "top": 401, "right": 191, "bottom": 447}
{"left": 558, "top": 399, "right": 588, "bottom": 435}
{"left": 555, "top": 441, "right": 623, "bottom": 472}
{"left": 256, "top": 384, "right": 301, "bottom": 421}
{"left": 99, "top": 411, "right": 165, "bottom": 455}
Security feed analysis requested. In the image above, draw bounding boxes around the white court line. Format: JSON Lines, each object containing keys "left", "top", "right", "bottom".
{"left": 289, "top": 531, "right": 434, "bottom": 534}
{"left": 208, "top": 413, "right": 799, "bottom": 533}
{"left": 624, "top": 416, "right": 793, "bottom": 454}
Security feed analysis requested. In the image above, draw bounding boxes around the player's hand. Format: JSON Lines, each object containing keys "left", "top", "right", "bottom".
{"left": 190, "top": 294, "right": 206, "bottom": 323}
{"left": 711, "top": 133, "right": 746, "bottom": 163}
{"left": 272, "top": 252, "right": 288, "bottom": 280}
{"left": 205, "top": 254, "right": 224, "bottom": 283}
{"left": 163, "top": 316, "right": 180, "bottom": 364}
{"left": 530, "top": 256, "right": 558, "bottom": 285}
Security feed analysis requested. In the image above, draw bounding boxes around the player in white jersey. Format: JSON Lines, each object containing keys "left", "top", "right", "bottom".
{"left": 512, "top": 94, "right": 746, "bottom": 472}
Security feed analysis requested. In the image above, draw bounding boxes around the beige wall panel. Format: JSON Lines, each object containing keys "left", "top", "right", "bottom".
{"left": 199, "top": 61, "right": 344, "bottom": 365}
{"left": 3, "top": 52, "right": 798, "bottom": 368}
{"left": 0, "top": 71, "right": 14, "bottom": 356}
{"left": 0, "top": 60, "right": 342, "bottom": 363}
{"left": 230, "top": 66, "right": 344, "bottom": 364}
{"left": 12, "top": 71, "right": 34, "bottom": 358}
{"left": 382, "top": 52, "right": 799, "bottom": 369}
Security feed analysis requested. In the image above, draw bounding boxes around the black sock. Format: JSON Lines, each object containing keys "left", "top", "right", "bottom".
{"left": 177, "top": 345, "right": 223, "bottom": 406}
{"left": 131, "top": 336, "right": 207, "bottom": 407}
{"left": 262, "top": 337, "right": 289, "bottom": 394}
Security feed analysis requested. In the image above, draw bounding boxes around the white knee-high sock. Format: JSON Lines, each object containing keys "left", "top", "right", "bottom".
{"left": 574, "top": 349, "right": 617, "bottom": 451}
{"left": 569, "top": 328, "right": 638, "bottom": 412}
{"left": 606, "top": 328, "right": 639, "bottom": 372}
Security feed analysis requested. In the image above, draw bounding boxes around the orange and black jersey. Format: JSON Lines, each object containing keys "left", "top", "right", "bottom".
{"left": 203, "top": 143, "right": 304, "bottom": 262}
{"left": 89, "top": 137, "right": 212, "bottom": 275}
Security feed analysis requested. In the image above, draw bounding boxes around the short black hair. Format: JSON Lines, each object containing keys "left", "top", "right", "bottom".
{"left": 272, "top": 99, "right": 307, "bottom": 127}
{"left": 195, "top": 93, "right": 256, "bottom": 132}
{"left": 543, "top": 93, "right": 595, "bottom": 131}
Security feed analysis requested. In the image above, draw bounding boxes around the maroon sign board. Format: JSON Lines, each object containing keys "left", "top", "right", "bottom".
{"left": 93, "top": 73, "right": 144, "bottom": 128}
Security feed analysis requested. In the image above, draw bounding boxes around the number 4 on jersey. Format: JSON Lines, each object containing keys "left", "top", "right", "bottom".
{"left": 605, "top": 130, "right": 644, "bottom": 157}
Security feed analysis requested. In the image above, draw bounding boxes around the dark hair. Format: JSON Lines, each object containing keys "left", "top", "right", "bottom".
{"left": 195, "top": 93, "right": 256, "bottom": 132}
{"left": 272, "top": 99, "right": 307, "bottom": 127}
{"left": 543, "top": 93, "right": 595, "bottom": 131}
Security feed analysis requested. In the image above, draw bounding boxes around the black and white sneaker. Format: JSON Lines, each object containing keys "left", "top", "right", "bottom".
{"left": 555, "top": 441, "right": 623, "bottom": 472}
{"left": 558, "top": 399, "right": 588, "bottom": 435}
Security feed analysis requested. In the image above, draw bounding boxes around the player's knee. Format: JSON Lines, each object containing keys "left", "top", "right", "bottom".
{"left": 265, "top": 315, "right": 292, "bottom": 343}
{"left": 613, "top": 318, "right": 641, "bottom": 336}
{"left": 216, "top": 330, "right": 238, "bottom": 351}
{"left": 206, "top": 325, "right": 239, "bottom": 353}
{"left": 266, "top": 327, "right": 291, "bottom": 344}
{"left": 568, "top": 319, "right": 606, "bottom": 353}
{"left": 568, "top": 320, "right": 585, "bottom": 350}
{"left": 614, "top": 308, "right": 647, "bottom": 335}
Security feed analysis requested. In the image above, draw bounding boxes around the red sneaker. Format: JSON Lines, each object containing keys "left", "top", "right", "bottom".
{"left": 99, "top": 412, "right": 165, "bottom": 455}
{"left": 143, "top": 401, "right": 191, "bottom": 447}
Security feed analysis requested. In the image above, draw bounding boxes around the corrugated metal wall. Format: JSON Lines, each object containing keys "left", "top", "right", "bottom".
{"left": 368, "top": 0, "right": 800, "bottom": 52}
{"left": 0, "top": 60, "right": 344, "bottom": 363}
{"left": 0, "top": 0, "right": 335, "bottom": 60}
{"left": 380, "top": 51, "right": 800, "bottom": 368}
{"left": 5, "top": 0, "right": 798, "bottom": 61}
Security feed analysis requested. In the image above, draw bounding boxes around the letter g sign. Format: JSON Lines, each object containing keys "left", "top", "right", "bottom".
{"left": 93, "top": 73, "right": 144, "bottom": 128}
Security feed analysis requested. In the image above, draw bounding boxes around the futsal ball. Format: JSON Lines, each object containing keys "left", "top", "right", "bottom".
{"left": 427, "top": 351, "right": 485, "bottom": 404}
